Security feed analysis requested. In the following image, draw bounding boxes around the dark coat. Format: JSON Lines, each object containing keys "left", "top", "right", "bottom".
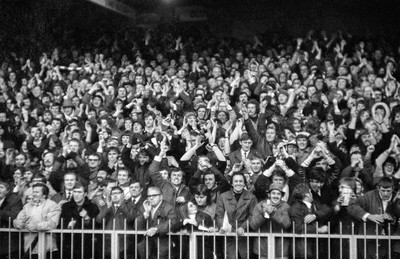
{"left": 149, "top": 159, "right": 192, "bottom": 208}
{"left": 0, "top": 192, "right": 23, "bottom": 255}
{"left": 136, "top": 200, "right": 178, "bottom": 258}
{"left": 250, "top": 200, "right": 291, "bottom": 257}
{"left": 289, "top": 199, "right": 332, "bottom": 258}
{"left": 216, "top": 189, "right": 257, "bottom": 231}
{"left": 60, "top": 197, "right": 99, "bottom": 229}
{"left": 348, "top": 189, "right": 397, "bottom": 235}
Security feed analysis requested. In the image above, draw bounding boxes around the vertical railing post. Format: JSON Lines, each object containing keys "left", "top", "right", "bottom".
{"left": 111, "top": 219, "right": 118, "bottom": 259}
{"left": 268, "top": 232, "right": 275, "bottom": 258}
{"left": 349, "top": 223, "right": 357, "bottom": 259}
{"left": 189, "top": 232, "right": 197, "bottom": 259}
{"left": 37, "top": 231, "right": 47, "bottom": 259}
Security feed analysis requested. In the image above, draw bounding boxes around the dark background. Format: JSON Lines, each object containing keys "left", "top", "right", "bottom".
{"left": 1, "top": 0, "right": 400, "bottom": 54}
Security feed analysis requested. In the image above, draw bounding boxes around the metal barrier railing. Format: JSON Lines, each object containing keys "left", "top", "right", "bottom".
{"left": 1, "top": 219, "right": 399, "bottom": 259}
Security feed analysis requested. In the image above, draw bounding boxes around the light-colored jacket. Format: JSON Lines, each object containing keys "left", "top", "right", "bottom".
{"left": 13, "top": 199, "right": 61, "bottom": 254}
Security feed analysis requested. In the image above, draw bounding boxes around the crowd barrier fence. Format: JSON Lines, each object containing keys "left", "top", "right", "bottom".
{"left": 0, "top": 218, "right": 399, "bottom": 259}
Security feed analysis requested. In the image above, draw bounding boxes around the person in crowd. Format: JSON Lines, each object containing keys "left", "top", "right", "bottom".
{"left": 171, "top": 201, "right": 216, "bottom": 258}
{"left": 13, "top": 183, "right": 61, "bottom": 258}
{"left": 289, "top": 183, "right": 331, "bottom": 259}
{"left": 95, "top": 186, "right": 135, "bottom": 258}
{"left": 59, "top": 182, "right": 99, "bottom": 258}
{"left": 250, "top": 183, "right": 291, "bottom": 259}
{"left": 216, "top": 172, "right": 257, "bottom": 259}
{"left": 136, "top": 186, "right": 178, "bottom": 259}
{"left": 348, "top": 177, "right": 399, "bottom": 259}
{"left": 148, "top": 138, "right": 191, "bottom": 209}
{"left": 0, "top": 181, "right": 23, "bottom": 259}
{"left": 3, "top": 21, "right": 400, "bottom": 259}
{"left": 52, "top": 171, "right": 77, "bottom": 204}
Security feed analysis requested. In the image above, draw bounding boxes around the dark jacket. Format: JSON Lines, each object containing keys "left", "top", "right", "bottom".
{"left": 60, "top": 197, "right": 99, "bottom": 229}
{"left": 216, "top": 189, "right": 257, "bottom": 231}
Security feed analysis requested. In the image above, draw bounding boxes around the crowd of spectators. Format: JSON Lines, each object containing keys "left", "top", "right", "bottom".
{"left": 1, "top": 25, "right": 400, "bottom": 258}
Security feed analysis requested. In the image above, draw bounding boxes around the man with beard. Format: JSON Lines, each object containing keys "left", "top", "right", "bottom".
{"left": 88, "top": 167, "right": 112, "bottom": 209}
{"left": 250, "top": 183, "right": 291, "bottom": 259}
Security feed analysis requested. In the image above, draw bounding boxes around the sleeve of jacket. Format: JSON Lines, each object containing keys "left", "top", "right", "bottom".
{"left": 289, "top": 203, "right": 317, "bottom": 234}
{"left": 96, "top": 206, "right": 113, "bottom": 224}
{"left": 156, "top": 203, "right": 178, "bottom": 236}
{"left": 215, "top": 193, "right": 225, "bottom": 228}
{"left": 347, "top": 194, "right": 370, "bottom": 221}
{"left": 149, "top": 160, "right": 166, "bottom": 189}
{"left": 240, "top": 195, "right": 257, "bottom": 230}
{"left": 188, "top": 170, "right": 202, "bottom": 193}
{"left": 36, "top": 202, "right": 61, "bottom": 231}
{"left": 0, "top": 195, "right": 23, "bottom": 224}
{"left": 249, "top": 202, "right": 266, "bottom": 231}
{"left": 271, "top": 203, "right": 292, "bottom": 229}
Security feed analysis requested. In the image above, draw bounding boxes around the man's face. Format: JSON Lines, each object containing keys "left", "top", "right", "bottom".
{"left": 309, "top": 179, "right": 324, "bottom": 193}
{"left": 111, "top": 189, "right": 124, "bottom": 204}
{"left": 108, "top": 150, "right": 118, "bottom": 162}
{"left": 147, "top": 189, "right": 162, "bottom": 207}
{"left": 232, "top": 174, "right": 245, "bottom": 193}
{"left": 204, "top": 174, "right": 216, "bottom": 189}
{"left": 383, "top": 162, "right": 395, "bottom": 176}
{"left": 138, "top": 154, "right": 150, "bottom": 165}
{"left": 117, "top": 171, "right": 130, "bottom": 185}
{"left": 251, "top": 159, "right": 262, "bottom": 173}
{"left": 170, "top": 171, "right": 183, "bottom": 186}
{"left": 64, "top": 174, "right": 77, "bottom": 190}
{"left": 160, "top": 170, "right": 169, "bottom": 180}
{"left": 272, "top": 175, "right": 285, "bottom": 186}
{"left": 247, "top": 104, "right": 257, "bottom": 117}
{"left": 315, "top": 159, "right": 328, "bottom": 171}
{"left": 51, "top": 120, "right": 61, "bottom": 131}
{"left": 43, "top": 153, "right": 54, "bottom": 167}
{"left": 97, "top": 170, "right": 108, "bottom": 182}
{"left": 0, "top": 184, "right": 9, "bottom": 199}
{"left": 88, "top": 156, "right": 100, "bottom": 169}
{"left": 378, "top": 186, "right": 393, "bottom": 201}
{"left": 269, "top": 190, "right": 283, "bottom": 205}
{"left": 32, "top": 186, "right": 45, "bottom": 201}
{"left": 240, "top": 139, "right": 253, "bottom": 152}
{"left": 72, "top": 187, "right": 86, "bottom": 204}
{"left": 265, "top": 129, "right": 276, "bottom": 142}
{"left": 69, "top": 141, "right": 79, "bottom": 153}
{"left": 133, "top": 122, "right": 143, "bottom": 133}
{"left": 129, "top": 182, "right": 142, "bottom": 198}
{"left": 15, "top": 154, "right": 26, "bottom": 167}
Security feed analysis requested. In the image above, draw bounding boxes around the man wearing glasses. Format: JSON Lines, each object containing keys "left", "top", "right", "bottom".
{"left": 96, "top": 186, "right": 135, "bottom": 258}
{"left": 136, "top": 186, "right": 178, "bottom": 259}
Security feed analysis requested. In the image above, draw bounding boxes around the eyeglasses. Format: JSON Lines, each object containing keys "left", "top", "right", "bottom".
{"left": 147, "top": 194, "right": 161, "bottom": 198}
{"left": 111, "top": 192, "right": 122, "bottom": 195}
{"left": 88, "top": 159, "right": 99, "bottom": 162}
